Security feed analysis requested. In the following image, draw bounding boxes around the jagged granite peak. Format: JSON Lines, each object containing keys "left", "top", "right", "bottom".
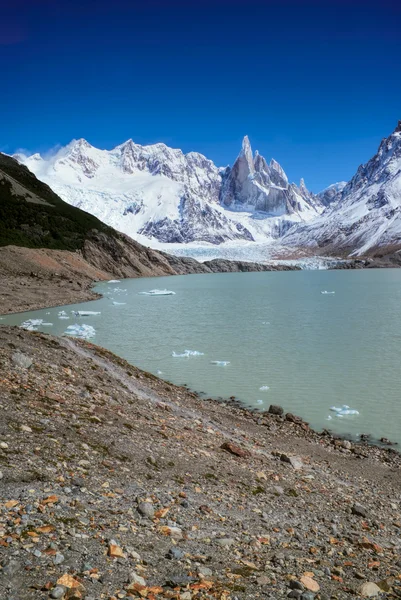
{"left": 15, "top": 135, "right": 322, "bottom": 246}
{"left": 317, "top": 182, "right": 347, "bottom": 206}
{"left": 283, "top": 121, "right": 401, "bottom": 255}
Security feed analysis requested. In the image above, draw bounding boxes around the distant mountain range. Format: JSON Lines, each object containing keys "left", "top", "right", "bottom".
{"left": 14, "top": 121, "right": 401, "bottom": 256}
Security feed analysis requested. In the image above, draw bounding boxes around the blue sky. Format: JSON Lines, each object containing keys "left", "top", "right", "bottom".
{"left": 1, "top": 0, "right": 400, "bottom": 191}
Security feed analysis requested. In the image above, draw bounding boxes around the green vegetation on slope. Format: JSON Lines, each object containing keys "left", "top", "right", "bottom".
{"left": 0, "top": 153, "right": 113, "bottom": 251}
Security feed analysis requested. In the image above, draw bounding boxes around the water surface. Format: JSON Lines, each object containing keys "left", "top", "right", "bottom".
{"left": 2, "top": 269, "right": 401, "bottom": 445}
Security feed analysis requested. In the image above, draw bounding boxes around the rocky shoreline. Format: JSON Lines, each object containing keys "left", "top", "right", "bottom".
{"left": 0, "top": 326, "right": 400, "bottom": 600}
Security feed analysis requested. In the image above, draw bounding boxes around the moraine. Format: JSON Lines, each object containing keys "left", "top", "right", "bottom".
{"left": 2, "top": 269, "right": 401, "bottom": 446}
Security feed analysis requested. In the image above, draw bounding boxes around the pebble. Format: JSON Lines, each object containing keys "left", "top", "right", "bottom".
{"left": 11, "top": 352, "right": 33, "bottom": 369}
{"left": 0, "top": 442, "right": 9, "bottom": 449}
{"left": 358, "top": 582, "right": 382, "bottom": 597}
{"left": 128, "top": 572, "right": 146, "bottom": 587}
{"left": 198, "top": 566, "right": 212, "bottom": 577}
{"left": 300, "top": 576, "right": 320, "bottom": 593}
{"left": 50, "top": 587, "right": 66, "bottom": 599}
{"left": 216, "top": 538, "right": 235, "bottom": 547}
{"left": 137, "top": 502, "right": 155, "bottom": 519}
{"left": 352, "top": 503, "right": 368, "bottom": 518}
{"left": 53, "top": 552, "right": 65, "bottom": 565}
{"left": 167, "top": 547, "right": 184, "bottom": 560}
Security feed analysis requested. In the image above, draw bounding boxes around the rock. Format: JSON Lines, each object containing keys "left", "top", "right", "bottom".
{"left": 299, "top": 576, "right": 320, "bottom": 593}
{"left": 165, "top": 573, "right": 196, "bottom": 587}
{"left": 301, "top": 594, "right": 316, "bottom": 600}
{"left": 272, "top": 485, "right": 284, "bottom": 495}
{"left": 56, "top": 574, "right": 84, "bottom": 596}
{"left": 220, "top": 441, "right": 250, "bottom": 458}
{"left": 108, "top": 544, "right": 125, "bottom": 558}
{"left": 341, "top": 440, "right": 352, "bottom": 450}
{"left": 268, "top": 404, "right": 284, "bottom": 416}
{"left": 216, "top": 538, "right": 235, "bottom": 547}
{"left": 352, "top": 503, "right": 368, "bottom": 518}
{"left": 198, "top": 566, "right": 213, "bottom": 577}
{"left": 137, "top": 502, "right": 155, "bottom": 519}
{"left": 11, "top": 352, "right": 33, "bottom": 369}
{"left": 2, "top": 559, "right": 21, "bottom": 576}
{"left": 0, "top": 442, "right": 9, "bottom": 449}
{"left": 20, "top": 424, "right": 32, "bottom": 433}
{"left": 50, "top": 587, "right": 66, "bottom": 599}
{"left": 128, "top": 572, "right": 146, "bottom": 587}
{"left": 281, "top": 454, "right": 304, "bottom": 470}
{"left": 288, "top": 591, "right": 302, "bottom": 599}
{"left": 167, "top": 547, "right": 184, "bottom": 560}
{"left": 53, "top": 552, "right": 65, "bottom": 565}
{"left": 290, "top": 581, "right": 305, "bottom": 591}
{"left": 0, "top": 471, "right": 3, "bottom": 480}
{"left": 358, "top": 582, "right": 382, "bottom": 597}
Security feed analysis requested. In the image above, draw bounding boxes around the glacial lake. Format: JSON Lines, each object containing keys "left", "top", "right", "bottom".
{"left": 2, "top": 269, "right": 401, "bottom": 445}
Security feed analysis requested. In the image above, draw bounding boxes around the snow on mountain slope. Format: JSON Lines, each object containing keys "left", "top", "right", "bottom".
{"left": 317, "top": 181, "right": 347, "bottom": 206}
{"left": 14, "top": 137, "right": 323, "bottom": 246}
{"left": 282, "top": 121, "right": 401, "bottom": 256}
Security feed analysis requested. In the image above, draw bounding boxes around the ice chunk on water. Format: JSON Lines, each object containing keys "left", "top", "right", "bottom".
{"left": 321, "top": 291, "right": 335, "bottom": 295}
{"left": 157, "top": 370, "right": 163, "bottom": 375}
{"left": 64, "top": 324, "right": 96, "bottom": 339}
{"left": 41, "top": 323, "right": 53, "bottom": 327}
{"left": 112, "top": 301, "right": 126, "bottom": 305}
{"left": 172, "top": 350, "right": 204, "bottom": 357}
{"left": 71, "top": 311, "right": 101, "bottom": 316}
{"left": 259, "top": 385, "right": 270, "bottom": 391}
{"left": 21, "top": 319, "right": 43, "bottom": 331}
{"left": 256, "top": 399, "right": 264, "bottom": 405}
{"left": 108, "top": 279, "right": 121, "bottom": 283}
{"left": 58, "top": 310, "right": 69, "bottom": 320}
{"left": 330, "top": 404, "right": 359, "bottom": 416}
{"left": 262, "top": 321, "right": 270, "bottom": 325}
{"left": 210, "top": 360, "right": 230, "bottom": 366}
{"left": 326, "top": 415, "right": 333, "bottom": 420}
{"left": 140, "top": 289, "right": 176, "bottom": 296}
{"left": 112, "top": 288, "right": 127, "bottom": 293}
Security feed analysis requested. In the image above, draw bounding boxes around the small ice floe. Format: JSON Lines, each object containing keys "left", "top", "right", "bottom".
{"left": 108, "top": 279, "right": 121, "bottom": 283}
{"left": 112, "top": 301, "right": 126, "bottom": 305}
{"left": 58, "top": 310, "right": 69, "bottom": 320}
{"left": 329, "top": 404, "right": 359, "bottom": 416}
{"left": 157, "top": 370, "right": 163, "bottom": 375}
{"left": 112, "top": 288, "right": 127, "bottom": 293}
{"left": 321, "top": 291, "right": 335, "bottom": 295}
{"left": 140, "top": 289, "right": 176, "bottom": 296}
{"left": 41, "top": 323, "right": 53, "bottom": 327}
{"left": 64, "top": 324, "right": 96, "bottom": 339}
{"left": 71, "top": 310, "right": 101, "bottom": 317}
{"left": 172, "top": 350, "right": 204, "bottom": 357}
{"left": 21, "top": 319, "right": 43, "bottom": 331}
{"left": 210, "top": 360, "right": 230, "bottom": 366}
{"left": 259, "top": 385, "right": 270, "bottom": 391}
{"left": 326, "top": 415, "right": 333, "bottom": 421}
{"left": 262, "top": 321, "right": 270, "bottom": 325}
{"left": 256, "top": 399, "right": 264, "bottom": 405}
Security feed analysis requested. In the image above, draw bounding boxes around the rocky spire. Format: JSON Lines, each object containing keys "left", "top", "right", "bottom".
{"left": 239, "top": 135, "right": 255, "bottom": 174}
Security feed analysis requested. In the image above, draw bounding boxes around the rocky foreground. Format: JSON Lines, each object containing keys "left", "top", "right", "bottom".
{"left": 0, "top": 326, "right": 400, "bottom": 600}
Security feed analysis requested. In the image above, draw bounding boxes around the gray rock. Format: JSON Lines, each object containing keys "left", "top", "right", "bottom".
{"left": 50, "top": 587, "right": 66, "bottom": 599}
{"left": 352, "top": 503, "right": 368, "bottom": 518}
{"left": 11, "top": 352, "right": 33, "bottom": 369}
{"left": 198, "top": 566, "right": 213, "bottom": 577}
{"left": 167, "top": 547, "right": 184, "bottom": 560}
{"left": 289, "top": 581, "right": 305, "bottom": 591}
{"left": 268, "top": 404, "right": 284, "bottom": 416}
{"left": 216, "top": 538, "right": 235, "bottom": 547}
{"left": 281, "top": 454, "right": 304, "bottom": 470}
{"left": 301, "top": 594, "right": 316, "bottom": 600}
{"left": 165, "top": 573, "right": 196, "bottom": 587}
{"left": 53, "top": 552, "right": 64, "bottom": 565}
{"left": 137, "top": 502, "right": 154, "bottom": 519}
{"left": 288, "top": 591, "right": 302, "bottom": 599}
{"left": 2, "top": 560, "right": 21, "bottom": 576}
{"left": 129, "top": 572, "right": 146, "bottom": 587}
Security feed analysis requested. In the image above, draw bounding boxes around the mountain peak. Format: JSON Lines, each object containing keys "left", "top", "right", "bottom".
{"left": 395, "top": 120, "right": 401, "bottom": 133}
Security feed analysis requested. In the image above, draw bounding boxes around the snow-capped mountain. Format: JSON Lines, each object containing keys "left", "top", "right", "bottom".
{"left": 282, "top": 121, "right": 401, "bottom": 256}
{"left": 14, "top": 136, "right": 323, "bottom": 246}
{"left": 317, "top": 181, "right": 347, "bottom": 206}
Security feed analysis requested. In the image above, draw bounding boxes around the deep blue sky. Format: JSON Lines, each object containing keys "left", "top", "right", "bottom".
{"left": 1, "top": 0, "right": 400, "bottom": 191}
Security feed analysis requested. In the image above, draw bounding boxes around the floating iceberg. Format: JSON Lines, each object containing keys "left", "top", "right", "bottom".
{"left": 329, "top": 404, "right": 359, "bottom": 416}
{"left": 157, "top": 370, "right": 163, "bottom": 375}
{"left": 262, "top": 321, "right": 270, "bottom": 325}
{"left": 140, "top": 289, "right": 176, "bottom": 296}
{"left": 321, "top": 291, "right": 335, "bottom": 295}
{"left": 172, "top": 350, "right": 204, "bottom": 357}
{"left": 64, "top": 324, "right": 96, "bottom": 339}
{"left": 259, "top": 385, "right": 270, "bottom": 391}
{"left": 112, "top": 301, "right": 126, "bottom": 306}
{"left": 21, "top": 319, "right": 43, "bottom": 331}
{"left": 326, "top": 415, "right": 333, "bottom": 421}
{"left": 210, "top": 360, "right": 230, "bottom": 366}
{"left": 58, "top": 310, "right": 69, "bottom": 320}
{"left": 108, "top": 279, "right": 121, "bottom": 283}
{"left": 112, "top": 288, "right": 127, "bottom": 293}
{"left": 71, "top": 310, "right": 101, "bottom": 317}
{"left": 41, "top": 322, "right": 53, "bottom": 327}
{"left": 256, "top": 399, "right": 264, "bottom": 405}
